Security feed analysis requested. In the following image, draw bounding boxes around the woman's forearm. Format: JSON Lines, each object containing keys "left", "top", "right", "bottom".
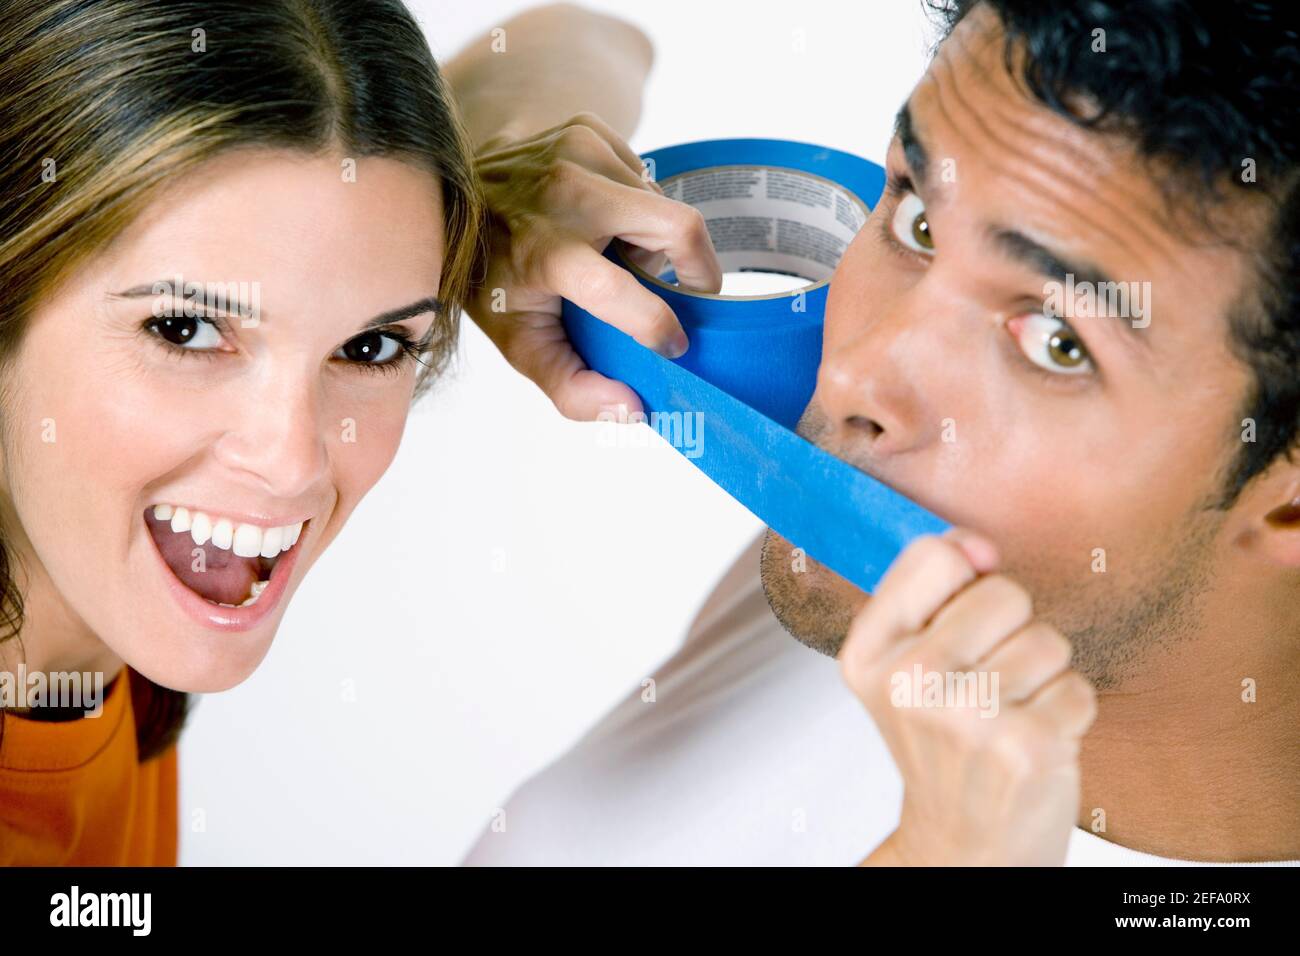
{"left": 444, "top": 2, "right": 654, "bottom": 150}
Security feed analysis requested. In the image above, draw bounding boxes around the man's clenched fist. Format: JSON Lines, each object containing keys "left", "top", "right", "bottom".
{"left": 841, "top": 528, "right": 1098, "bottom": 866}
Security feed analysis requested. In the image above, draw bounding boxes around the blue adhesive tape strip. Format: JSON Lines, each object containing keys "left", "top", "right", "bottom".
{"left": 561, "top": 139, "right": 951, "bottom": 593}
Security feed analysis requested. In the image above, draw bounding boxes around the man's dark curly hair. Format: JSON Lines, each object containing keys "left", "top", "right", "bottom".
{"left": 928, "top": 0, "right": 1300, "bottom": 510}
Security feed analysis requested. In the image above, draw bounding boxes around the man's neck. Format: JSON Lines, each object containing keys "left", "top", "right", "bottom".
{"left": 1078, "top": 627, "right": 1300, "bottom": 862}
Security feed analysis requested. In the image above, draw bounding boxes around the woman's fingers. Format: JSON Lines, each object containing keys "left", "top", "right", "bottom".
{"left": 566, "top": 111, "right": 657, "bottom": 186}
{"left": 519, "top": 123, "right": 721, "bottom": 293}
{"left": 622, "top": 244, "right": 669, "bottom": 278}
{"left": 474, "top": 306, "right": 644, "bottom": 421}
{"left": 469, "top": 111, "right": 720, "bottom": 418}
{"left": 561, "top": 173, "right": 721, "bottom": 294}
{"left": 535, "top": 111, "right": 657, "bottom": 187}
{"left": 612, "top": 191, "right": 722, "bottom": 293}
{"left": 535, "top": 240, "right": 688, "bottom": 358}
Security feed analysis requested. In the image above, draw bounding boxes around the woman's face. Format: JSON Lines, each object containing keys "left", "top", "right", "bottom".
{"left": 0, "top": 149, "right": 447, "bottom": 692}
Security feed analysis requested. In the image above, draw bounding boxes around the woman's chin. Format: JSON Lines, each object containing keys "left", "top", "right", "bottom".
{"left": 118, "top": 610, "right": 288, "bottom": 694}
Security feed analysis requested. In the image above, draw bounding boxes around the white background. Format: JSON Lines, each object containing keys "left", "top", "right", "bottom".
{"left": 179, "top": 0, "right": 934, "bottom": 865}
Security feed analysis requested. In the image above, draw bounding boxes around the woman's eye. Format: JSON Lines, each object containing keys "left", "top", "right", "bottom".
{"left": 335, "top": 330, "right": 404, "bottom": 365}
{"left": 147, "top": 315, "right": 223, "bottom": 349}
{"left": 890, "top": 192, "right": 934, "bottom": 254}
{"left": 1014, "top": 312, "right": 1093, "bottom": 375}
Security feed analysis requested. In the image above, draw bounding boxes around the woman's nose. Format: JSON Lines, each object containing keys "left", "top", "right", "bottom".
{"left": 210, "top": 369, "right": 329, "bottom": 500}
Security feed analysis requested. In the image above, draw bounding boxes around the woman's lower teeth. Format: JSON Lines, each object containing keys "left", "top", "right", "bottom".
{"left": 207, "top": 579, "right": 268, "bottom": 609}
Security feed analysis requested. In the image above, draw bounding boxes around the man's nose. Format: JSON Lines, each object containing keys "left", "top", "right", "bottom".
{"left": 815, "top": 294, "right": 935, "bottom": 458}
{"left": 211, "top": 368, "right": 329, "bottom": 500}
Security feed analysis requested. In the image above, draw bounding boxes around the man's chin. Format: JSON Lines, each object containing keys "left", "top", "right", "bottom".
{"left": 758, "top": 528, "right": 868, "bottom": 658}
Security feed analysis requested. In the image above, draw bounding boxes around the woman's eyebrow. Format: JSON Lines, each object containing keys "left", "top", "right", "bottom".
{"left": 110, "top": 283, "right": 442, "bottom": 328}
{"left": 110, "top": 281, "right": 256, "bottom": 318}
{"left": 361, "top": 296, "right": 444, "bottom": 329}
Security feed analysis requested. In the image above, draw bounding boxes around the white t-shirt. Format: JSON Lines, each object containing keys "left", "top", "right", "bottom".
{"left": 463, "top": 534, "right": 1297, "bottom": 867}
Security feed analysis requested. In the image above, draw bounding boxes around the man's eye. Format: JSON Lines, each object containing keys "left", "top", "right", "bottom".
{"left": 1014, "top": 312, "right": 1093, "bottom": 375}
{"left": 334, "top": 330, "right": 405, "bottom": 365}
{"left": 890, "top": 192, "right": 934, "bottom": 254}
{"left": 146, "top": 315, "right": 224, "bottom": 349}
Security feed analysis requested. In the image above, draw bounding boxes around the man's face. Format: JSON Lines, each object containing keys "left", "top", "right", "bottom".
{"left": 760, "top": 6, "right": 1256, "bottom": 687}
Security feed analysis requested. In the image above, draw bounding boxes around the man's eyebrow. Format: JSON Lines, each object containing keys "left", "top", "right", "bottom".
{"left": 893, "top": 101, "right": 930, "bottom": 190}
{"left": 985, "top": 227, "right": 1151, "bottom": 351}
{"left": 892, "top": 104, "right": 1150, "bottom": 354}
{"left": 110, "top": 284, "right": 443, "bottom": 329}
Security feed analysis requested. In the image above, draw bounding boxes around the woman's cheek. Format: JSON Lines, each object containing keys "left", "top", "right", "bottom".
{"left": 79, "top": 370, "right": 211, "bottom": 492}
{"left": 324, "top": 382, "right": 415, "bottom": 504}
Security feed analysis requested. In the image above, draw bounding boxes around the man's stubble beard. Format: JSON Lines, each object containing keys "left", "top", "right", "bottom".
{"left": 760, "top": 528, "right": 857, "bottom": 658}
{"left": 1040, "top": 510, "right": 1223, "bottom": 691}
{"left": 758, "top": 490, "right": 1226, "bottom": 693}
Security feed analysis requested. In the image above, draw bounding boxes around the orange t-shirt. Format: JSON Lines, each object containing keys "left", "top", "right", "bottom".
{"left": 0, "top": 667, "right": 178, "bottom": 865}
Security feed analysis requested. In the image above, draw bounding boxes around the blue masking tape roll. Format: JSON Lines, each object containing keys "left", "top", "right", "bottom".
{"left": 561, "top": 139, "right": 951, "bottom": 593}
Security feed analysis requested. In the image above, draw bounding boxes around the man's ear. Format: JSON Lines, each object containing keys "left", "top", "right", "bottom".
{"left": 1238, "top": 465, "right": 1300, "bottom": 568}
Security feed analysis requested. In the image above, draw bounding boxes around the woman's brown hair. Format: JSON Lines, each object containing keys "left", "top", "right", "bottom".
{"left": 0, "top": 0, "right": 484, "bottom": 759}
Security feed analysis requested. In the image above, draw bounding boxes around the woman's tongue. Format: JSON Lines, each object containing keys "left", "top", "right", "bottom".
{"left": 146, "top": 512, "right": 262, "bottom": 605}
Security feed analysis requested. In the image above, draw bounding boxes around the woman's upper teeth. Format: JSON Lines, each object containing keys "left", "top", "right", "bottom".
{"left": 151, "top": 503, "right": 303, "bottom": 557}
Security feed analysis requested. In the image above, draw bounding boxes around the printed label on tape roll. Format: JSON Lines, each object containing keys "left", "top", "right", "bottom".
{"left": 657, "top": 165, "right": 868, "bottom": 282}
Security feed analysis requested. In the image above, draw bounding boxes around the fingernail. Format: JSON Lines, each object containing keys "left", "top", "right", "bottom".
{"left": 665, "top": 332, "right": 689, "bottom": 359}
{"left": 950, "top": 530, "right": 998, "bottom": 571}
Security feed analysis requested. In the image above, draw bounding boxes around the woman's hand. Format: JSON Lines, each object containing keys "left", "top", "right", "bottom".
{"left": 465, "top": 112, "right": 723, "bottom": 420}
{"left": 842, "top": 529, "right": 1098, "bottom": 866}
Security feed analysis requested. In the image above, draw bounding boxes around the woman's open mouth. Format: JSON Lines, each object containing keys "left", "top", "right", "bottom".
{"left": 144, "top": 504, "right": 308, "bottom": 615}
